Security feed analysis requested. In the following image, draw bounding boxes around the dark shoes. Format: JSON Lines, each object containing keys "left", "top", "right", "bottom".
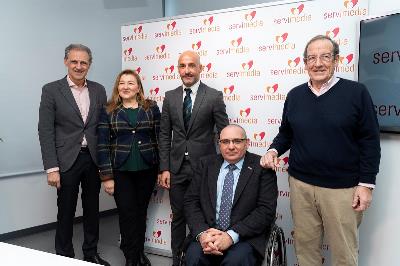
{"left": 84, "top": 253, "right": 111, "bottom": 266}
{"left": 139, "top": 251, "right": 152, "bottom": 266}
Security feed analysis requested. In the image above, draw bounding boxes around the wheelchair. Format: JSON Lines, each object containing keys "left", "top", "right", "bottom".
{"left": 179, "top": 221, "right": 287, "bottom": 266}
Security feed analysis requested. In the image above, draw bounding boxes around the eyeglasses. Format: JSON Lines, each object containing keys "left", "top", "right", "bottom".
{"left": 219, "top": 138, "right": 247, "bottom": 145}
{"left": 305, "top": 53, "right": 335, "bottom": 64}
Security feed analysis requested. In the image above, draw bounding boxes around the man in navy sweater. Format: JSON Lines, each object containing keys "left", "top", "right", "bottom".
{"left": 260, "top": 35, "right": 380, "bottom": 266}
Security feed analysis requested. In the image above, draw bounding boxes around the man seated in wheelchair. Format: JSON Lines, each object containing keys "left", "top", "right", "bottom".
{"left": 183, "top": 125, "right": 278, "bottom": 266}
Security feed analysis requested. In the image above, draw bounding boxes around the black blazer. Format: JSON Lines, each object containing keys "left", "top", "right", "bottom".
{"left": 184, "top": 152, "right": 278, "bottom": 257}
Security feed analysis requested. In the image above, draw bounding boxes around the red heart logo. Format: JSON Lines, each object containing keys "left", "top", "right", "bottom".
{"left": 281, "top": 32, "right": 288, "bottom": 42}
{"left": 150, "top": 87, "right": 159, "bottom": 95}
{"left": 134, "top": 25, "right": 142, "bottom": 33}
{"left": 288, "top": 57, "right": 301, "bottom": 67}
{"left": 157, "top": 44, "right": 165, "bottom": 53}
{"left": 205, "top": 63, "right": 212, "bottom": 72}
{"left": 245, "top": 10, "right": 256, "bottom": 21}
{"left": 346, "top": 53, "right": 354, "bottom": 64}
{"left": 332, "top": 27, "right": 340, "bottom": 37}
{"left": 247, "top": 60, "right": 253, "bottom": 70}
{"left": 192, "top": 41, "right": 202, "bottom": 50}
{"left": 153, "top": 230, "right": 161, "bottom": 238}
{"left": 236, "top": 37, "right": 243, "bottom": 46}
{"left": 167, "top": 21, "right": 176, "bottom": 30}
{"left": 240, "top": 108, "right": 251, "bottom": 117}
{"left": 298, "top": 4, "right": 304, "bottom": 13}
{"left": 254, "top": 132, "right": 266, "bottom": 141}
{"left": 224, "top": 85, "right": 234, "bottom": 95}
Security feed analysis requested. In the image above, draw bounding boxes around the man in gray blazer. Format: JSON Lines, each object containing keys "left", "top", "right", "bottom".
{"left": 38, "top": 44, "right": 109, "bottom": 265}
{"left": 158, "top": 50, "right": 229, "bottom": 265}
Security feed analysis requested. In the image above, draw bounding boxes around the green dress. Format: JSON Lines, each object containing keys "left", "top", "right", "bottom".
{"left": 119, "top": 107, "right": 151, "bottom": 171}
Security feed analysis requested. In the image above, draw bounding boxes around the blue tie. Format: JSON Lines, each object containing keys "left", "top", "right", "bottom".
{"left": 217, "top": 164, "right": 237, "bottom": 231}
{"left": 183, "top": 88, "right": 192, "bottom": 131}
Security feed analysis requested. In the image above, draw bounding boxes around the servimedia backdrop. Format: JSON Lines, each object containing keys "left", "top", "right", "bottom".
{"left": 121, "top": 0, "right": 368, "bottom": 264}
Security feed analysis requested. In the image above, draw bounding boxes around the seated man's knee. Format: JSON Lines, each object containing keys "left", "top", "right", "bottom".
{"left": 221, "top": 242, "right": 256, "bottom": 266}
{"left": 185, "top": 242, "right": 205, "bottom": 266}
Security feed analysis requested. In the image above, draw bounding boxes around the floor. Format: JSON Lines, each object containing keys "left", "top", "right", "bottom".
{"left": 4, "top": 214, "right": 173, "bottom": 266}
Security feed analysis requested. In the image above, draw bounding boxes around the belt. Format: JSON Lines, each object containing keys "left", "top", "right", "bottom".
{"left": 80, "top": 146, "right": 89, "bottom": 153}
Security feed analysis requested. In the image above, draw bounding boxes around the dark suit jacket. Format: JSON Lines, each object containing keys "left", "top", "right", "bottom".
{"left": 97, "top": 102, "right": 160, "bottom": 180}
{"left": 159, "top": 82, "right": 229, "bottom": 174}
{"left": 38, "top": 76, "right": 107, "bottom": 172}
{"left": 184, "top": 152, "right": 278, "bottom": 258}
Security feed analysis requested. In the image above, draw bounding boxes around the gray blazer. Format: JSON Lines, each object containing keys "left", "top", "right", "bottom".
{"left": 38, "top": 76, "right": 107, "bottom": 172}
{"left": 159, "top": 82, "right": 228, "bottom": 174}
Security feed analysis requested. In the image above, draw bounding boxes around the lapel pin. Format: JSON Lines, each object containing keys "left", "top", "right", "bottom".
{"left": 248, "top": 166, "right": 252, "bottom": 170}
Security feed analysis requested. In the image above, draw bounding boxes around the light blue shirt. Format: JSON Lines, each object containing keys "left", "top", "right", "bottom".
{"left": 215, "top": 158, "right": 244, "bottom": 244}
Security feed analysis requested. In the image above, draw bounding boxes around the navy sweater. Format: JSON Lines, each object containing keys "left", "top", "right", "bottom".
{"left": 270, "top": 78, "right": 380, "bottom": 188}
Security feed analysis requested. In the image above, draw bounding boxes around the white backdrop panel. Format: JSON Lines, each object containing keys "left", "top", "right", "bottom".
{"left": 121, "top": 0, "right": 369, "bottom": 264}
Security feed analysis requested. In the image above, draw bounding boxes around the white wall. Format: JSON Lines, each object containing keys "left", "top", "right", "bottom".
{"left": 0, "top": 0, "right": 162, "bottom": 235}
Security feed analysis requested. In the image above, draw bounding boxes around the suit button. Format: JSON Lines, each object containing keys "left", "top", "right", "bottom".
{"left": 138, "top": 141, "right": 141, "bottom": 144}
{"left": 132, "top": 130, "right": 135, "bottom": 134}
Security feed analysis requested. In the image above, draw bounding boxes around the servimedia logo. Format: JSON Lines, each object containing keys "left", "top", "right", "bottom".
{"left": 223, "top": 85, "right": 240, "bottom": 101}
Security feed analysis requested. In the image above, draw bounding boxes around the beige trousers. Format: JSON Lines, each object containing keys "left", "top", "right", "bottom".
{"left": 289, "top": 176, "right": 363, "bottom": 266}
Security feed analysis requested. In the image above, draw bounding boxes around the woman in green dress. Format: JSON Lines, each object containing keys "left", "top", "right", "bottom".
{"left": 97, "top": 69, "right": 160, "bottom": 266}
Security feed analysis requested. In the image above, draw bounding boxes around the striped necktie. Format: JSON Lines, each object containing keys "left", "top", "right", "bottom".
{"left": 183, "top": 88, "right": 192, "bottom": 131}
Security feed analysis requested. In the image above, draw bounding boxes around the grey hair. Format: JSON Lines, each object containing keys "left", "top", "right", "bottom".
{"left": 303, "top": 35, "right": 339, "bottom": 58}
{"left": 64, "top": 44, "right": 92, "bottom": 64}
{"left": 221, "top": 124, "right": 248, "bottom": 139}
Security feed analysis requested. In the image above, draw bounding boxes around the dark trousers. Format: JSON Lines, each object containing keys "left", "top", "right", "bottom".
{"left": 185, "top": 241, "right": 257, "bottom": 266}
{"left": 55, "top": 151, "right": 100, "bottom": 258}
{"left": 169, "top": 160, "right": 193, "bottom": 265}
{"left": 113, "top": 168, "right": 157, "bottom": 263}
